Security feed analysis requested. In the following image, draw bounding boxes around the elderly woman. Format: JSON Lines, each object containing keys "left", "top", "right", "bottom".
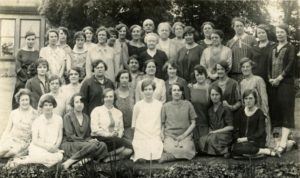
{"left": 211, "top": 61, "right": 241, "bottom": 113}
{"left": 12, "top": 94, "right": 63, "bottom": 167}
{"left": 114, "top": 23, "right": 130, "bottom": 74}
{"left": 91, "top": 88, "right": 132, "bottom": 162}
{"left": 160, "top": 83, "right": 196, "bottom": 163}
{"left": 135, "top": 59, "right": 166, "bottom": 103}
{"left": 199, "top": 86, "right": 233, "bottom": 157}
{"left": 25, "top": 58, "right": 50, "bottom": 109}
{"left": 197, "top": 21, "right": 215, "bottom": 49}
{"left": 61, "top": 93, "right": 108, "bottom": 169}
{"left": 171, "top": 22, "right": 185, "bottom": 49}
{"left": 201, "top": 29, "right": 232, "bottom": 81}
{"left": 177, "top": 26, "right": 203, "bottom": 83}
{"left": 86, "top": 27, "right": 116, "bottom": 82}
{"left": 115, "top": 70, "right": 135, "bottom": 141}
{"left": 82, "top": 26, "right": 98, "bottom": 51}
{"left": 139, "top": 33, "right": 168, "bottom": 79}
{"left": 267, "top": 24, "right": 296, "bottom": 155}
{"left": 164, "top": 60, "right": 190, "bottom": 102}
{"left": 0, "top": 89, "right": 38, "bottom": 159}
{"left": 80, "top": 59, "right": 114, "bottom": 116}
{"left": 131, "top": 79, "right": 163, "bottom": 162}
{"left": 232, "top": 89, "right": 279, "bottom": 157}
{"left": 12, "top": 31, "right": 39, "bottom": 109}
{"left": 227, "top": 17, "right": 257, "bottom": 81}
{"left": 128, "top": 25, "right": 147, "bottom": 57}
{"left": 71, "top": 31, "right": 88, "bottom": 81}
{"left": 252, "top": 24, "right": 275, "bottom": 82}
{"left": 40, "top": 29, "right": 68, "bottom": 78}
{"left": 157, "top": 22, "right": 180, "bottom": 62}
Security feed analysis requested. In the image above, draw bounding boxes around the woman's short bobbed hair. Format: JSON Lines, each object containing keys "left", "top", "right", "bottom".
{"left": 39, "top": 94, "right": 57, "bottom": 108}
{"left": 183, "top": 26, "right": 198, "bottom": 39}
{"left": 14, "top": 88, "right": 32, "bottom": 104}
{"left": 141, "top": 79, "right": 156, "bottom": 91}
{"left": 69, "top": 93, "right": 85, "bottom": 108}
{"left": 242, "top": 89, "right": 258, "bottom": 105}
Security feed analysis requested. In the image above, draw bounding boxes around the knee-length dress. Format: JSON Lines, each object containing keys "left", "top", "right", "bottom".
{"left": 161, "top": 100, "right": 197, "bottom": 160}
{"left": 61, "top": 112, "right": 108, "bottom": 161}
{"left": 131, "top": 99, "right": 163, "bottom": 161}
{"left": 0, "top": 107, "right": 37, "bottom": 155}
{"left": 199, "top": 105, "right": 233, "bottom": 155}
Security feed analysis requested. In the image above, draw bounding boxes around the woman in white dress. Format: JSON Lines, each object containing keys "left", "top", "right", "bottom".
{"left": 0, "top": 89, "right": 38, "bottom": 158}
{"left": 12, "top": 94, "right": 63, "bottom": 167}
{"left": 131, "top": 79, "right": 163, "bottom": 162}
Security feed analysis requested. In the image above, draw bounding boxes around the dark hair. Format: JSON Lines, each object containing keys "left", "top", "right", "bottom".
{"left": 183, "top": 26, "right": 198, "bottom": 39}
{"left": 169, "top": 82, "right": 185, "bottom": 100}
{"left": 256, "top": 24, "right": 271, "bottom": 39}
{"left": 141, "top": 79, "right": 156, "bottom": 91}
{"left": 215, "top": 60, "right": 230, "bottom": 73}
{"left": 211, "top": 29, "right": 224, "bottom": 39}
{"left": 25, "top": 31, "right": 36, "bottom": 39}
{"left": 68, "top": 67, "right": 81, "bottom": 78}
{"left": 209, "top": 85, "right": 223, "bottom": 102}
{"left": 232, "top": 17, "right": 245, "bottom": 27}
{"left": 69, "top": 93, "right": 85, "bottom": 108}
{"left": 74, "top": 31, "right": 86, "bottom": 41}
{"left": 193, "top": 64, "right": 208, "bottom": 78}
{"left": 35, "top": 58, "right": 49, "bottom": 71}
{"left": 240, "top": 57, "right": 256, "bottom": 69}
{"left": 115, "top": 70, "right": 132, "bottom": 83}
{"left": 82, "top": 26, "right": 94, "bottom": 33}
{"left": 200, "top": 21, "right": 215, "bottom": 32}
{"left": 127, "top": 54, "right": 140, "bottom": 65}
{"left": 164, "top": 60, "right": 180, "bottom": 75}
{"left": 14, "top": 88, "right": 32, "bottom": 104}
{"left": 92, "top": 59, "right": 108, "bottom": 72}
{"left": 46, "top": 29, "right": 59, "bottom": 41}
{"left": 107, "top": 27, "right": 118, "bottom": 37}
{"left": 242, "top": 89, "right": 258, "bottom": 105}
{"left": 49, "top": 74, "right": 62, "bottom": 86}
{"left": 95, "top": 26, "right": 110, "bottom": 42}
{"left": 143, "top": 59, "right": 157, "bottom": 73}
{"left": 115, "top": 23, "right": 129, "bottom": 33}
{"left": 39, "top": 94, "right": 57, "bottom": 108}
{"left": 58, "top": 26, "right": 70, "bottom": 40}
{"left": 276, "top": 23, "right": 289, "bottom": 35}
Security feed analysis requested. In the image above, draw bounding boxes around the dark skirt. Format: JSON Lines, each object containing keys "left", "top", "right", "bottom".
{"left": 231, "top": 141, "right": 260, "bottom": 155}
{"left": 267, "top": 82, "right": 295, "bottom": 128}
{"left": 93, "top": 136, "right": 132, "bottom": 152}
{"left": 199, "top": 131, "right": 232, "bottom": 155}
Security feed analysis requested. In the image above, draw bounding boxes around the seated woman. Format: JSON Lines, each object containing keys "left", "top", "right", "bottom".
{"left": 131, "top": 79, "right": 163, "bottom": 162}
{"left": 198, "top": 86, "right": 233, "bottom": 157}
{"left": 90, "top": 88, "right": 132, "bottom": 162}
{"left": 232, "top": 89, "right": 279, "bottom": 157}
{"left": 0, "top": 89, "right": 38, "bottom": 159}
{"left": 61, "top": 93, "right": 108, "bottom": 169}
{"left": 11, "top": 94, "right": 63, "bottom": 167}
{"left": 160, "top": 83, "right": 196, "bottom": 163}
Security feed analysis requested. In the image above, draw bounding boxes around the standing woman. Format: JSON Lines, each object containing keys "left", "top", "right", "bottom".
{"left": 227, "top": 17, "right": 257, "bottom": 81}
{"left": 131, "top": 79, "right": 163, "bottom": 162}
{"left": 171, "top": 22, "right": 185, "bottom": 49}
{"left": 40, "top": 29, "right": 68, "bottom": 79}
{"left": 114, "top": 23, "right": 130, "bottom": 73}
{"left": 176, "top": 26, "right": 203, "bottom": 83}
{"left": 200, "top": 29, "right": 232, "bottom": 81}
{"left": 12, "top": 31, "right": 39, "bottom": 109}
{"left": 252, "top": 24, "right": 275, "bottom": 82}
{"left": 197, "top": 21, "right": 214, "bottom": 49}
{"left": 115, "top": 70, "right": 135, "bottom": 141}
{"left": 156, "top": 22, "right": 180, "bottom": 62}
{"left": 57, "top": 27, "right": 72, "bottom": 54}
{"left": 160, "top": 83, "right": 197, "bottom": 163}
{"left": 189, "top": 65, "right": 210, "bottom": 151}
{"left": 12, "top": 95, "right": 63, "bottom": 167}
{"left": 82, "top": 26, "right": 97, "bottom": 51}
{"left": 211, "top": 61, "right": 241, "bottom": 113}
{"left": 86, "top": 27, "right": 116, "bottom": 82}
{"left": 128, "top": 25, "right": 146, "bottom": 57}
{"left": 164, "top": 61, "right": 190, "bottom": 102}
{"left": 128, "top": 55, "right": 144, "bottom": 91}
{"left": 268, "top": 24, "right": 296, "bottom": 155}
{"left": 139, "top": 33, "right": 168, "bottom": 79}
{"left": 61, "top": 93, "right": 108, "bottom": 169}
{"left": 135, "top": 60, "right": 166, "bottom": 103}
{"left": 0, "top": 89, "right": 38, "bottom": 159}
{"left": 198, "top": 86, "right": 233, "bottom": 157}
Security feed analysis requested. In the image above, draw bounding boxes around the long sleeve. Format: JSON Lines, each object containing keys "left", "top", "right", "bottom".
{"left": 90, "top": 108, "right": 113, "bottom": 137}
{"left": 281, "top": 45, "right": 295, "bottom": 78}
{"left": 182, "top": 79, "right": 190, "bottom": 100}
{"left": 200, "top": 48, "right": 208, "bottom": 68}
{"left": 256, "top": 77, "right": 269, "bottom": 116}
{"left": 15, "top": 50, "right": 22, "bottom": 74}
{"left": 80, "top": 80, "right": 90, "bottom": 115}
{"left": 85, "top": 51, "right": 93, "bottom": 79}
{"left": 226, "top": 47, "right": 233, "bottom": 70}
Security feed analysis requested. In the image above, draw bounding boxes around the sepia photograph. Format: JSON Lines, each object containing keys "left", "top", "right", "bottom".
{"left": 0, "top": 0, "right": 299, "bottom": 177}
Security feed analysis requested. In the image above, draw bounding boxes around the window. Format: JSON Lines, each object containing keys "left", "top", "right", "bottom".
{"left": 0, "top": 19, "right": 15, "bottom": 57}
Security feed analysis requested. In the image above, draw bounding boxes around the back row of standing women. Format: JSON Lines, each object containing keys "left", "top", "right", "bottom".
{"left": 4, "top": 17, "right": 297, "bottom": 167}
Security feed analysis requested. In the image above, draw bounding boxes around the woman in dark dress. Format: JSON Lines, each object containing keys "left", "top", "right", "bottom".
{"left": 128, "top": 25, "right": 146, "bottom": 57}
{"left": 12, "top": 31, "right": 39, "bottom": 109}
{"left": 232, "top": 89, "right": 279, "bottom": 157}
{"left": 176, "top": 26, "right": 203, "bottom": 83}
{"left": 198, "top": 86, "right": 233, "bottom": 157}
{"left": 61, "top": 93, "right": 108, "bottom": 169}
{"left": 267, "top": 24, "right": 296, "bottom": 155}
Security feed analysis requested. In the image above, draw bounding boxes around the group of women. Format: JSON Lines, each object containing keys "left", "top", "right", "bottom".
{"left": 0, "top": 17, "right": 297, "bottom": 168}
